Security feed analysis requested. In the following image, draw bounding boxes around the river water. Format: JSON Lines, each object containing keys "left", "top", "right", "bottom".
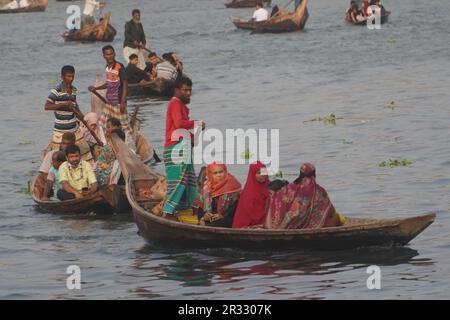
{"left": 1, "top": 0, "right": 449, "bottom": 299}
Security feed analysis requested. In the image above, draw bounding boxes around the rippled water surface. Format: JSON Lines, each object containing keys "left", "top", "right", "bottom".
{"left": 1, "top": 0, "right": 449, "bottom": 299}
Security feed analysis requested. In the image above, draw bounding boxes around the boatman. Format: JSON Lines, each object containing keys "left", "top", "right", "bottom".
{"left": 251, "top": 2, "right": 269, "bottom": 22}
{"left": 82, "top": 0, "right": 106, "bottom": 27}
{"left": 123, "top": 9, "right": 148, "bottom": 70}
{"left": 162, "top": 77, "right": 205, "bottom": 222}
{"left": 89, "top": 45, "right": 130, "bottom": 137}
{"left": 44, "top": 65, "right": 93, "bottom": 164}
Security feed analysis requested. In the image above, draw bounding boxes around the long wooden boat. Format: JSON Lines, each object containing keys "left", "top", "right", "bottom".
{"left": 0, "top": 0, "right": 47, "bottom": 13}
{"left": 62, "top": 11, "right": 117, "bottom": 42}
{"left": 31, "top": 172, "right": 130, "bottom": 214}
{"left": 230, "top": 0, "right": 309, "bottom": 33}
{"left": 110, "top": 134, "right": 436, "bottom": 250}
{"left": 225, "top": 0, "right": 271, "bottom": 8}
{"left": 128, "top": 78, "right": 175, "bottom": 98}
{"left": 346, "top": 10, "right": 390, "bottom": 25}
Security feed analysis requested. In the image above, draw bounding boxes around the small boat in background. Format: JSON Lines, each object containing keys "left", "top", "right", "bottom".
{"left": 230, "top": 0, "right": 309, "bottom": 33}
{"left": 0, "top": 0, "right": 48, "bottom": 14}
{"left": 128, "top": 78, "right": 175, "bottom": 99}
{"left": 225, "top": 0, "right": 271, "bottom": 8}
{"left": 62, "top": 11, "right": 116, "bottom": 43}
{"left": 346, "top": 10, "right": 390, "bottom": 25}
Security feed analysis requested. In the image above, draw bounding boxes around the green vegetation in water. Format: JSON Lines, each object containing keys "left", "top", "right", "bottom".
{"left": 23, "top": 171, "right": 35, "bottom": 177}
{"left": 386, "top": 101, "right": 396, "bottom": 110}
{"left": 19, "top": 140, "right": 33, "bottom": 145}
{"left": 304, "top": 113, "right": 342, "bottom": 125}
{"left": 385, "top": 39, "right": 397, "bottom": 44}
{"left": 18, "top": 188, "right": 31, "bottom": 196}
{"left": 342, "top": 139, "right": 353, "bottom": 145}
{"left": 379, "top": 159, "right": 413, "bottom": 168}
{"left": 240, "top": 149, "right": 253, "bottom": 160}
{"left": 270, "top": 170, "right": 299, "bottom": 178}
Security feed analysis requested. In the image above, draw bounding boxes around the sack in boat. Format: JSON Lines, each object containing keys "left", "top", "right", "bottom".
{"left": 176, "top": 208, "right": 199, "bottom": 225}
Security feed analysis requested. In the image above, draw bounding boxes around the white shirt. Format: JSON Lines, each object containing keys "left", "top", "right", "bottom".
{"left": 2, "top": 1, "right": 19, "bottom": 9}
{"left": 19, "top": 0, "right": 29, "bottom": 7}
{"left": 252, "top": 8, "right": 269, "bottom": 22}
{"left": 83, "top": 0, "right": 101, "bottom": 16}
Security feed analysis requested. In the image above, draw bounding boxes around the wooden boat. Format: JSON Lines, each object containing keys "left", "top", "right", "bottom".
{"left": 128, "top": 78, "right": 175, "bottom": 98}
{"left": 31, "top": 172, "right": 130, "bottom": 214}
{"left": 225, "top": 0, "right": 271, "bottom": 8}
{"left": 346, "top": 10, "right": 390, "bottom": 25}
{"left": 0, "top": 0, "right": 47, "bottom": 14}
{"left": 62, "top": 11, "right": 117, "bottom": 42}
{"left": 230, "top": 0, "right": 309, "bottom": 33}
{"left": 110, "top": 134, "right": 436, "bottom": 250}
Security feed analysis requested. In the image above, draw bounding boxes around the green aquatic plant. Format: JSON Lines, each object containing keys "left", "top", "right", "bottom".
{"left": 379, "top": 159, "right": 413, "bottom": 168}
{"left": 304, "top": 113, "right": 342, "bottom": 125}
{"left": 240, "top": 149, "right": 253, "bottom": 160}
{"left": 18, "top": 188, "right": 31, "bottom": 196}
{"left": 386, "top": 101, "right": 396, "bottom": 110}
{"left": 19, "top": 140, "right": 33, "bottom": 145}
{"left": 385, "top": 39, "right": 397, "bottom": 44}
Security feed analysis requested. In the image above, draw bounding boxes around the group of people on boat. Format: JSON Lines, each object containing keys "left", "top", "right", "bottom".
{"left": 345, "top": 0, "right": 386, "bottom": 23}
{"left": 249, "top": 0, "right": 303, "bottom": 22}
{"left": 1, "top": 0, "right": 30, "bottom": 10}
{"left": 38, "top": 42, "right": 156, "bottom": 202}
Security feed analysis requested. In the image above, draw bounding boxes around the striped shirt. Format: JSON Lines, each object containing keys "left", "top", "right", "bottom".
{"left": 47, "top": 83, "right": 78, "bottom": 132}
{"left": 156, "top": 61, "right": 178, "bottom": 81}
{"left": 105, "top": 62, "right": 127, "bottom": 106}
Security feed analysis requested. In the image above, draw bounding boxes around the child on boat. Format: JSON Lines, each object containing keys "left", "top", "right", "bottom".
{"left": 41, "top": 151, "right": 66, "bottom": 201}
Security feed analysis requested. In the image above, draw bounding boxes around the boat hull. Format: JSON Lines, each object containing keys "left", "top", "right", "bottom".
{"left": 128, "top": 78, "right": 175, "bottom": 98}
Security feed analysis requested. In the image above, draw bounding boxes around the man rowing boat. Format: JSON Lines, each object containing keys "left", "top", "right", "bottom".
{"left": 123, "top": 9, "right": 148, "bottom": 70}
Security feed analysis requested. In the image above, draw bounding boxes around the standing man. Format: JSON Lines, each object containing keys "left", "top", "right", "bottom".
{"left": 89, "top": 45, "right": 130, "bottom": 136}
{"left": 123, "top": 9, "right": 148, "bottom": 70}
{"left": 82, "top": 0, "right": 106, "bottom": 27}
{"left": 162, "top": 77, "right": 205, "bottom": 218}
{"left": 45, "top": 65, "right": 93, "bottom": 163}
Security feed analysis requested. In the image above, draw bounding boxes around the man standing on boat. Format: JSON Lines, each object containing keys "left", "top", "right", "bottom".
{"left": 123, "top": 9, "right": 148, "bottom": 70}
{"left": 82, "top": 0, "right": 106, "bottom": 27}
{"left": 89, "top": 45, "right": 130, "bottom": 137}
{"left": 162, "top": 77, "right": 205, "bottom": 220}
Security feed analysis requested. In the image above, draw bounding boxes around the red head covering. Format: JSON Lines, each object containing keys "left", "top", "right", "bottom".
{"left": 232, "top": 161, "right": 269, "bottom": 228}
{"left": 205, "top": 162, "right": 241, "bottom": 198}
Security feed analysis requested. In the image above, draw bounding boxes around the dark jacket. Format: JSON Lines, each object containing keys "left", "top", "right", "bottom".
{"left": 123, "top": 20, "right": 146, "bottom": 48}
{"left": 126, "top": 64, "right": 150, "bottom": 84}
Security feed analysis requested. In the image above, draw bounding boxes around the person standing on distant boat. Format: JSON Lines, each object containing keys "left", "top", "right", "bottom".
{"left": 89, "top": 45, "right": 130, "bottom": 137}
{"left": 162, "top": 77, "right": 205, "bottom": 218}
{"left": 123, "top": 9, "right": 148, "bottom": 70}
{"left": 82, "top": 0, "right": 106, "bottom": 27}
{"left": 251, "top": 2, "right": 269, "bottom": 22}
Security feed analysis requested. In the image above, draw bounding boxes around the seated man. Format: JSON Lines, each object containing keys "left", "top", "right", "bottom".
{"left": 39, "top": 132, "right": 76, "bottom": 178}
{"left": 126, "top": 53, "right": 151, "bottom": 84}
{"left": 42, "top": 151, "right": 66, "bottom": 201}
{"left": 252, "top": 2, "right": 269, "bottom": 22}
{"left": 156, "top": 53, "right": 178, "bottom": 81}
{"left": 144, "top": 52, "right": 159, "bottom": 80}
{"left": 58, "top": 145, "right": 98, "bottom": 201}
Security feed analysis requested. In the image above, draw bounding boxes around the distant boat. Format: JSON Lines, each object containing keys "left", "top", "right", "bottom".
{"left": 345, "top": 8, "right": 391, "bottom": 25}
{"left": 62, "top": 11, "right": 116, "bottom": 43}
{"left": 230, "top": 0, "right": 309, "bottom": 33}
{"left": 128, "top": 78, "right": 176, "bottom": 99}
{"left": 225, "top": 0, "right": 271, "bottom": 8}
{"left": 0, "top": 0, "right": 48, "bottom": 14}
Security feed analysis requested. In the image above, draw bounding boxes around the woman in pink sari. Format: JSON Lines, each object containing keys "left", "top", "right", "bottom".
{"left": 265, "top": 163, "right": 341, "bottom": 229}
{"left": 80, "top": 112, "right": 107, "bottom": 146}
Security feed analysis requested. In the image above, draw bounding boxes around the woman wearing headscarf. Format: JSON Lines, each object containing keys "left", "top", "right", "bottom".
{"left": 265, "top": 163, "right": 341, "bottom": 229}
{"left": 232, "top": 161, "right": 270, "bottom": 229}
{"left": 80, "top": 112, "right": 107, "bottom": 158}
{"left": 195, "top": 162, "right": 242, "bottom": 228}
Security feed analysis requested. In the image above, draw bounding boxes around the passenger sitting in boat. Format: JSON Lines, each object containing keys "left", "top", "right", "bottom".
{"left": 126, "top": 54, "right": 151, "bottom": 84}
{"left": 232, "top": 161, "right": 270, "bottom": 229}
{"left": 94, "top": 128, "right": 125, "bottom": 187}
{"left": 41, "top": 151, "right": 67, "bottom": 201}
{"left": 57, "top": 145, "right": 98, "bottom": 201}
{"left": 195, "top": 162, "right": 241, "bottom": 228}
{"left": 252, "top": 2, "right": 269, "bottom": 22}
{"left": 370, "top": 0, "right": 386, "bottom": 15}
{"left": 39, "top": 132, "right": 76, "bottom": 177}
{"left": 80, "top": 112, "right": 107, "bottom": 159}
{"left": 346, "top": 1, "right": 364, "bottom": 23}
{"left": 265, "top": 163, "right": 341, "bottom": 229}
{"left": 156, "top": 53, "right": 178, "bottom": 81}
{"left": 168, "top": 52, "right": 184, "bottom": 79}
{"left": 360, "top": 0, "right": 371, "bottom": 17}
{"left": 143, "top": 52, "right": 159, "bottom": 80}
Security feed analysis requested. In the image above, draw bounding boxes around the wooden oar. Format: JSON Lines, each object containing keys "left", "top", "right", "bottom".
{"left": 90, "top": 89, "right": 108, "bottom": 105}
{"left": 73, "top": 104, "right": 104, "bottom": 147}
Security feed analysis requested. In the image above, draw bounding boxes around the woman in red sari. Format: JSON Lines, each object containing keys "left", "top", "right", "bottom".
{"left": 195, "top": 162, "right": 242, "bottom": 228}
{"left": 265, "top": 163, "right": 341, "bottom": 229}
{"left": 232, "top": 161, "right": 270, "bottom": 228}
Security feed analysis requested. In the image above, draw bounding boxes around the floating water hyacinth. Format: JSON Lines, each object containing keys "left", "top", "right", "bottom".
{"left": 304, "top": 113, "right": 342, "bottom": 125}
{"left": 386, "top": 101, "right": 396, "bottom": 110}
{"left": 19, "top": 140, "right": 33, "bottom": 145}
{"left": 385, "top": 39, "right": 397, "bottom": 44}
{"left": 379, "top": 159, "right": 413, "bottom": 168}
{"left": 240, "top": 149, "right": 253, "bottom": 160}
